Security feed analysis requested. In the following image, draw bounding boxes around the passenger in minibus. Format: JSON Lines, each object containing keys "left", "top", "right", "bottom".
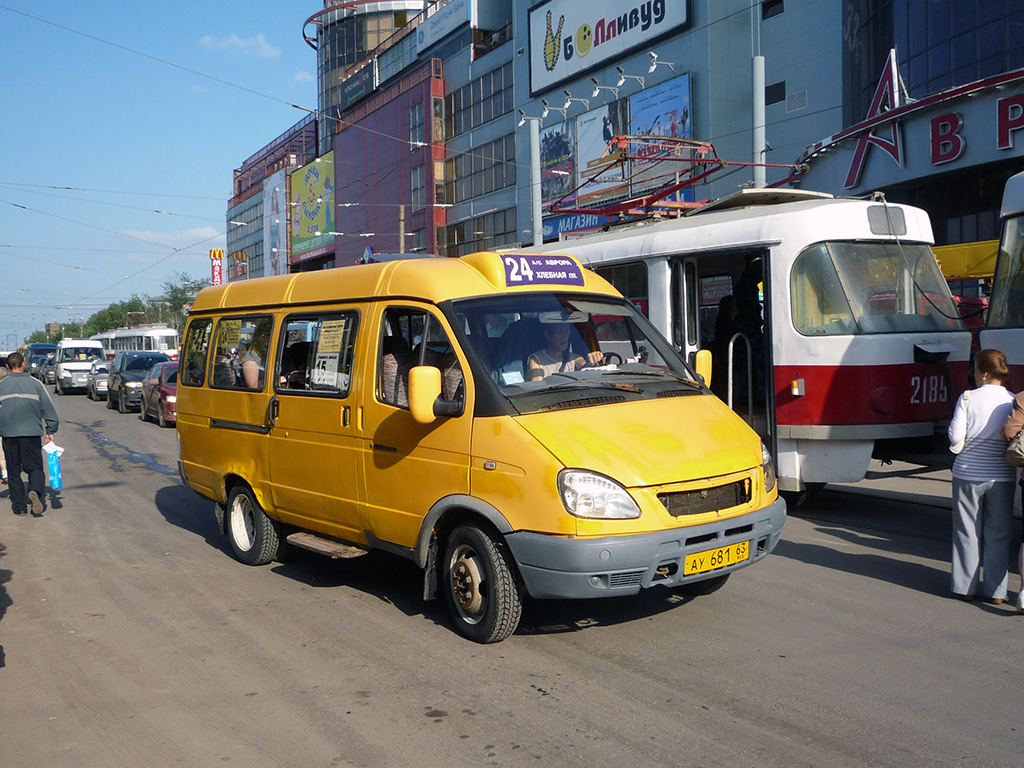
{"left": 241, "top": 320, "right": 272, "bottom": 390}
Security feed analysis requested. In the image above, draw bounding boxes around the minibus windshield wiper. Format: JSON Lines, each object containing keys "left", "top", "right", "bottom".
{"left": 511, "top": 381, "right": 641, "bottom": 398}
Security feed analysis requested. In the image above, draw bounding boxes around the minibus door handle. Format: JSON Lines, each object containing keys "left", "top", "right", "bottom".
{"left": 342, "top": 405, "right": 350, "bottom": 427}
{"left": 267, "top": 395, "right": 279, "bottom": 427}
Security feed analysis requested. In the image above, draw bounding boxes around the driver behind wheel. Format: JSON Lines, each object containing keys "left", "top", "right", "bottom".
{"left": 526, "top": 322, "right": 603, "bottom": 381}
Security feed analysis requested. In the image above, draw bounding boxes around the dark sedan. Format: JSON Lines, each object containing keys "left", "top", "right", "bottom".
{"left": 140, "top": 361, "right": 178, "bottom": 428}
{"left": 107, "top": 351, "right": 171, "bottom": 413}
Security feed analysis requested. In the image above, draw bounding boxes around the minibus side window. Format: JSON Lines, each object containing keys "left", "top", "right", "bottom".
{"left": 210, "top": 315, "right": 274, "bottom": 391}
{"left": 276, "top": 312, "right": 359, "bottom": 396}
{"left": 378, "top": 308, "right": 464, "bottom": 408}
{"left": 181, "top": 319, "right": 212, "bottom": 387}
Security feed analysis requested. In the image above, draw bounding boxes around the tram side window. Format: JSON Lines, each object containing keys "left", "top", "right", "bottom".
{"left": 276, "top": 313, "right": 359, "bottom": 396}
{"left": 791, "top": 244, "right": 857, "bottom": 335}
{"left": 181, "top": 319, "right": 213, "bottom": 387}
{"left": 594, "top": 263, "right": 649, "bottom": 315}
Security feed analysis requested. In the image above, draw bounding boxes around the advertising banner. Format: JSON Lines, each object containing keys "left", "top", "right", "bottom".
{"left": 540, "top": 121, "right": 576, "bottom": 203}
{"left": 575, "top": 101, "right": 629, "bottom": 205}
{"left": 290, "top": 152, "right": 335, "bottom": 259}
{"left": 416, "top": 0, "right": 471, "bottom": 53}
{"left": 529, "top": 0, "right": 690, "bottom": 94}
{"left": 263, "top": 169, "right": 287, "bottom": 276}
{"left": 628, "top": 73, "right": 693, "bottom": 200}
{"left": 210, "top": 249, "right": 223, "bottom": 286}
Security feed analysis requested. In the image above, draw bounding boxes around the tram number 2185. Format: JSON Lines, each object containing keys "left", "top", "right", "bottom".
{"left": 910, "top": 374, "right": 948, "bottom": 404}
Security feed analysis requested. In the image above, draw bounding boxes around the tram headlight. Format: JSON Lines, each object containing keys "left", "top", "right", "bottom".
{"left": 558, "top": 470, "right": 641, "bottom": 519}
{"left": 761, "top": 443, "right": 777, "bottom": 494}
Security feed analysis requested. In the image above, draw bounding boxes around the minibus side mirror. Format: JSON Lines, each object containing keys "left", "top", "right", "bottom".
{"left": 695, "top": 348, "right": 712, "bottom": 388}
{"left": 409, "top": 365, "right": 464, "bottom": 424}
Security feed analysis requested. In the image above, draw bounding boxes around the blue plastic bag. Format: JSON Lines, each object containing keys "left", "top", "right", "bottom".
{"left": 44, "top": 441, "right": 63, "bottom": 490}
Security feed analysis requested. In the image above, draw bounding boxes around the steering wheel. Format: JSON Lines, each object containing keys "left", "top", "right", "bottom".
{"left": 601, "top": 352, "right": 623, "bottom": 365}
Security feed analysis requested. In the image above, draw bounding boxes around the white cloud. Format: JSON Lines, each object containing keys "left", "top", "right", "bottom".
{"left": 292, "top": 70, "right": 314, "bottom": 84}
{"left": 199, "top": 33, "right": 281, "bottom": 59}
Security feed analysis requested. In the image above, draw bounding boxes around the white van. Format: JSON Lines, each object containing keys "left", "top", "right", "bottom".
{"left": 54, "top": 338, "right": 105, "bottom": 394}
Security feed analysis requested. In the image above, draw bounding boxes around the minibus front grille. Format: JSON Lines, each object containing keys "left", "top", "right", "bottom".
{"left": 658, "top": 480, "right": 751, "bottom": 517}
{"left": 539, "top": 395, "right": 626, "bottom": 411}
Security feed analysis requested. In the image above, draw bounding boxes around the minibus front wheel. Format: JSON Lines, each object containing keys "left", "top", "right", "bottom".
{"left": 442, "top": 524, "right": 523, "bottom": 644}
{"left": 226, "top": 485, "right": 281, "bottom": 566}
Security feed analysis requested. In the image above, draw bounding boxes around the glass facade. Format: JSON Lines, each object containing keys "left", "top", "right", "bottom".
{"left": 444, "top": 62, "right": 514, "bottom": 138}
{"left": 315, "top": 3, "right": 424, "bottom": 154}
{"left": 846, "top": 0, "right": 1024, "bottom": 123}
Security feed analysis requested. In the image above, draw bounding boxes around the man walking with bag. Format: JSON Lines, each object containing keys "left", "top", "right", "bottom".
{"left": 0, "top": 352, "right": 59, "bottom": 516}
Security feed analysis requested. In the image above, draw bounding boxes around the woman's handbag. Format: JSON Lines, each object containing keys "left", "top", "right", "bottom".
{"left": 1007, "top": 429, "right": 1024, "bottom": 467}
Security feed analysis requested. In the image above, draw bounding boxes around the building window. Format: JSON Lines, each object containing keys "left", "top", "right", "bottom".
{"left": 444, "top": 62, "right": 514, "bottom": 139}
{"left": 443, "top": 208, "right": 517, "bottom": 258}
{"left": 762, "top": 0, "right": 784, "bottom": 20}
{"left": 410, "top": 101, "right": 424, "bottom": 146}
{"left": 765, "top": 81, "right": 786, "bottom": 106}
{"left": 444, "top": 134, "right": 516, "bottom": 204}
{"left": 411, "top": 165, "right": 425, "bottom": 212}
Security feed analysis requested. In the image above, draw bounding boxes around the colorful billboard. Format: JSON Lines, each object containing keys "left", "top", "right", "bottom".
{"left": 540, "top": 120, "right": 576, "bottom": 203}
{"left": 575, "top": 100, "right": 629, "bottom": 205}
{"left": 263, "top": 169, "right": 287, "bottom": 276}
{"left": 290, "top": 152, "right": 335, "bottom": 259}
{"left": 529, "top": 0, "right": 690, "bottom": 94}
{"left": 628, "top": 73, "right": 693, "bottom": 200}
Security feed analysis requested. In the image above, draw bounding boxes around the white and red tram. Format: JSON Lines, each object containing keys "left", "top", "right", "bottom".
{"left": 92, "top": 325, "right": 180, "bottom": 361}
{"left": 522, "top": 189, "right": 971, "bottom": 493}
{"left": 981, "top": 171, "right": 1024, "bottom": 390}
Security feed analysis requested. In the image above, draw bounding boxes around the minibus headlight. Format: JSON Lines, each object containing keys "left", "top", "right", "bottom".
{"left": 762, "top": 443, "right": 777, "bottom": 494}
{"left": 557, "top": 470, "right": 641, "bottom": 519}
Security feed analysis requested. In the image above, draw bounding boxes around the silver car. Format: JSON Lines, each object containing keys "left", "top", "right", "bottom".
{"left": 86, "top": 359, "right": 110, "bottom": 401}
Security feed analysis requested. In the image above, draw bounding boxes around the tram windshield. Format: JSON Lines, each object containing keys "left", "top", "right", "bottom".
{"left": 791, "top": 241, "right": 962, "bottom": 335}
{"left": 452, "top": 293, "right": 702, "bottom": 415}
{"left": 988, "top": 215, "right": 1024, "bottom": 329}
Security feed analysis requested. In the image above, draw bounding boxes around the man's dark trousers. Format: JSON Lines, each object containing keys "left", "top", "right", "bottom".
{"left": 2, "top": 436, "right": 44, "bottom": 514}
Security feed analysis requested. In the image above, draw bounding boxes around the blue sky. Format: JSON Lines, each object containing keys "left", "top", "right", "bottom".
{"left": 0, "top": 1, "right": 319, "bottom": 346}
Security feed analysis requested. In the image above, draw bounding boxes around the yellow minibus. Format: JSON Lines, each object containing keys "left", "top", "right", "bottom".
{"left": 176, "top": 251, "right": 785, "bottom": 642}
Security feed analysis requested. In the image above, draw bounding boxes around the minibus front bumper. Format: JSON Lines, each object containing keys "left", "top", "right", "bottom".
{"left": 505, "top": 498, "right": 786, "bottom": 600}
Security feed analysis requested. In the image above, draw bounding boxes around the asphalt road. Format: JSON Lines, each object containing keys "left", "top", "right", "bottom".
{"left": 1, "top": 391, "right": 1022, "bottom": 767}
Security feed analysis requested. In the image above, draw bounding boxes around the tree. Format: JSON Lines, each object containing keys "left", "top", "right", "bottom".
{"left": 158, "top": 272, "right": 210, "bottom": 332}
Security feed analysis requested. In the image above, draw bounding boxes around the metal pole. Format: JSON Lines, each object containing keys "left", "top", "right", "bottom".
{"left": 753, "top": 56, "right": 766, "bottom": 188}
{"left": 530, "top": 118, "right": 543, "bottom": 245}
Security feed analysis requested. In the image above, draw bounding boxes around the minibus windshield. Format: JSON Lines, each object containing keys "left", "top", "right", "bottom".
{"left": 791, "top": 241, "right": 962, "bottom": 335}
{"left": 453, "top": 293, "right": 704, "bottom": 414}
{"left": 989, "top": 215, "right": 1024, "bottom": 329}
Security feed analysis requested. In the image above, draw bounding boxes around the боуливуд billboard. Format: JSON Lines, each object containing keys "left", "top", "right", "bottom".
{"left": 529, "top": 0, "right": 690, "bottom": 94}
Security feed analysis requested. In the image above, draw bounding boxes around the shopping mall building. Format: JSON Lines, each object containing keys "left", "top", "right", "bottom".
{"left": 225, "top": 0, "right": 1024, "bottom": 286}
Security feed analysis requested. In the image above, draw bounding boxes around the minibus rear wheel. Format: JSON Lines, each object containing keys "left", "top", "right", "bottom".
{"left": 442, "top": 524, "right": 523, "bottom": 644}
{"left": 226, "top": 485, "right": 280, "bottom": 566}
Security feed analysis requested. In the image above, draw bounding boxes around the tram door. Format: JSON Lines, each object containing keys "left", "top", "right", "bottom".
{"left": 670, "top": 250, "right": 774, "bottom": 442}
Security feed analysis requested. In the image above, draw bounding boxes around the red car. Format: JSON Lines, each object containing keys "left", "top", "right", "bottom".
{"left": 140, "top": 361, "right": 178, "bottom": 427}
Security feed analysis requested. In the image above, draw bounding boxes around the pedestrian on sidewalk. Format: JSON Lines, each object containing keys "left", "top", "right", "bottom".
{"left": 1000, "top": 376, "right": 1024, "bottom": 614}
{"left": 0, "top": 364, "right": 8, "bottom": 484}
{"left": 0, "top": 352, "right": 59, "bottom": 516}
{"left": 948, "top": 349, "right": 1015, "bottom": 604}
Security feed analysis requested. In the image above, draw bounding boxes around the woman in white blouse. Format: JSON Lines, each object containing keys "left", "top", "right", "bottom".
{"left": 947, "top": 349, "right": 1015, "bottom": 603}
